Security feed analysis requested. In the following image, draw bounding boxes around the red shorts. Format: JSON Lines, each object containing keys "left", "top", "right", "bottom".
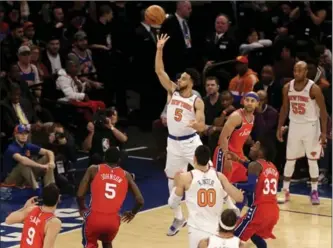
{"left": 234, "top": 204, "right": 279, "bottom": 241}
{"left": 82, "top": 211, "right": 120, "bottom": 248}
{"left": 212, "top": 147, "right": 247, "bottom": 183}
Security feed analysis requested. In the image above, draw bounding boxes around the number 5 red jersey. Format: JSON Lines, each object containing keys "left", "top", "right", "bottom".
{"left": 252, "top": 159, "right": 279, "bottom": 206}
{"left": 89, "top": 164, "right": 128, "bottom": 214}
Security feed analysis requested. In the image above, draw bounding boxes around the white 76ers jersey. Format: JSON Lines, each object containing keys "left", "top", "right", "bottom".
{"left": 207, "top": 235, "right": 240, "bottom": 248}
{"left": 288, "top": 79, "right": 320, "bottom": 124}
{"left": 186, "top": 168, "right": 226, "bottom": 234}
{"left": 167, "top": 91, "right": 197, "bottom": 136}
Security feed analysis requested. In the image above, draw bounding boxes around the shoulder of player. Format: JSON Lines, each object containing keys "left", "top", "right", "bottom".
{"left": 283, "top": 82, "right": 290, "bottom": 91}
{"left": 309, "top": 83, "right": 321, "bottom": 95}
{"left": 227, "top": 111, "right": 242, "bottom": 124}
{"left": 45, "top": 217, "right": 62, "bottom": 232}
{"left": 248, "top": 161, "right": 263, "bottom": 175}
{"left": 194, "top": 97, "right": 204, "bottom": 108}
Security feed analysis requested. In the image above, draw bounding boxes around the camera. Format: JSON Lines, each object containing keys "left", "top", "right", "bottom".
{"left": 93, "top": 107, "right": 116, "bottom": 130}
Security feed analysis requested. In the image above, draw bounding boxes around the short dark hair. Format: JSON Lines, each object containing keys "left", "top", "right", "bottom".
{"left": 105, "top": 147, "right": 121, "bottom": 164}
{"left": 195, "top": 145, "right": 211, "bottom": 165}
{"left": 258, "top": 138, "right": 276, "bottom": 162}
{"left": 219, "top": 209, "right": 237, "bottom": 232}
{"left": 42, "top": 183, "right": 60, "bottom": 207}
{"left": 185, "top": 68, "right": 201, "bottom": 87}
{"left": 221, "top": 90, "right": 233, "bottom": 98}
{"left": 205, "top": 76, "right": 220, "bottom": 85}
{"left": 99, "top": 4, "right": 112, "bottom": 16}
{"left": 9, "top": 83, "right": 21, "bottom": 94}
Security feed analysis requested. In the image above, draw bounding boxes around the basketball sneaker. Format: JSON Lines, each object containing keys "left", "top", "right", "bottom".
{"left": 310, "top": 190, "right": 320, "bottom": 205}
{"left": 167, "top": 218, "right": 187, "bottom": 236}
{"left": 277, "top": 189, "right": 290, "bottom": 204}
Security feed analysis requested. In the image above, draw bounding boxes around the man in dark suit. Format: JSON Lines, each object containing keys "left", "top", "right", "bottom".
{"left": 2, "top": 83, "right": 52, "bottom": 145}
{"left": 133, "top": 10, "right": 165, "bottom": 130}
{"left": 161, "top": 1, "right": 196, "bottom": 79}
{"left": 253, "top": 65, "right": 283, "bottom": 110}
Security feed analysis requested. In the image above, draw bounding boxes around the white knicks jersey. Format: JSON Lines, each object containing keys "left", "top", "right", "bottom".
{"left": 167, "top": 91, "right": 197, "bottom": 136}
{"left": 185, "top": 168, "right": 226, "bottom": 234}
{"left": 288, "top": 79, "right": 320, "bottom": 124}
{"left": 207, "top": 235, "right": 240, "bottom": 248}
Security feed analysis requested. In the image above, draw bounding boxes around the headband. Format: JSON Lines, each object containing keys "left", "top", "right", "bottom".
{"left": 219, "top": 218, "right": 236, "bottom": 231}
{"left": 244, "top": 92, "right": 259, "bottom": 101}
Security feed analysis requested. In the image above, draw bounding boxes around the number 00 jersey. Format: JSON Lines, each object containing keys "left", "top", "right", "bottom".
{"left": 167, "top": 91, "right": 198, "bottom": 136}
{"left": 90, "top": 164, "right": 128, "bottom": 214}
{"left": 20, "top": 207, "right": 55, "bottom": 248}
{"left": 185, "top": 168, "right": 226, "bottom": 233}
{"left": 288, "top": 79, "right": 320, "bottom": 124}
{"left": 252, "top": 159, "right": 279, "bottom": 206}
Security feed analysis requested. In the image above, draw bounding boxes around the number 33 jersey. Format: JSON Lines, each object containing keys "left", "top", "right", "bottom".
{"left": 185, "top": 168, "right": 226, "bottom": 234}
{"left": 21, "top": 207, "right": 55, "bottom": 248}
{"left": 167, "top": 91, "right": 198, "bottom": 136}
{"left": 288, "top": 79, "right": 320, "bottom": 124}
{"left": 251, "top": 159, "right": 279, "bottom": 206}
{"left": 90, "top": 164, "right": 128, "bottom": 214}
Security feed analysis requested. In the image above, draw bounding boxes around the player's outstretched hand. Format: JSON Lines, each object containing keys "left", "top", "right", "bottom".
{"left": 122, "top": 211, "right": 136, "bottom": 223}
{"left": 156, "top": 33, "right": 170, "bottom": 49}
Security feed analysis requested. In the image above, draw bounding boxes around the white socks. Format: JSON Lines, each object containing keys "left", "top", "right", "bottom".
{"left": 168, "top": 179, "right": 183, "bottom": 220}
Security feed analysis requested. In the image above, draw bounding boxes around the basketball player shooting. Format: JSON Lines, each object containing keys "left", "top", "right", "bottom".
{"left": 228, "top": 140, "right": 280, "bottom": 248}
{"left": 168, "top": 145, "right": 244, "bottom": 248}
{"left": 277, "top": 61, "right": 328, "bottom": 205}
{"left": 155, "top": 34, "right": 207, "bottom": 236}
{"left": 5, "top": 184, "right": 62, "bottom": 248}
{"left": 76, "top": 147, "right": 144, "bottom": 248}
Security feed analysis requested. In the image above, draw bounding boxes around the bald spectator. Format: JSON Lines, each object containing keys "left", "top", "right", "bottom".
{"left": 252, "top": 90, "right": 278, "bottom": 141}
{"left": 254, "top": 65, "right": 283, "bottom": 110}
{"left": 204, "top": 14, "right": 238, "bottom": 66}
{"left": 228, "top": 56, "right": 258, "bottom": 106}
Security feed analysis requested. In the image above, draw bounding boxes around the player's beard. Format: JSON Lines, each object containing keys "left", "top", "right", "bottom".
{"left": 178, "top": 84, "right": 188, "bottom": 92}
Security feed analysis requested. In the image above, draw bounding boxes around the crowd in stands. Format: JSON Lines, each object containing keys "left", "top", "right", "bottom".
{"left": 0, "top": 1, "right": 332, "bottom": 195}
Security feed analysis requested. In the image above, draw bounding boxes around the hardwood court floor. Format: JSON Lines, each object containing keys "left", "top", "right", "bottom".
{"left": 55, "top": 194, "right": 331, "bottom": 248}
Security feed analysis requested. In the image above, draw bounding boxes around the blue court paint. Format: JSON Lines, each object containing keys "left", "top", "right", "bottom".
{"left": 0, "top": 158, "right": 331, "bottom": 247}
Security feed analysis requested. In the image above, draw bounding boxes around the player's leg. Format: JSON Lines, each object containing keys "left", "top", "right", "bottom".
{"left": 304, "top": 121, "right": 322, "bottom": 205}
{"left": 278, "top": 123, "right": 304, "bottom": 204}
{"left": 82, "top": 213, "right": 98, "bottom": 248}
{"left": 165, "top": 140, "right": 188, "bottom": 236}
{"left": 102, "top": 243, "right": 112, "bottom": 248}
{"left": 100, "top": 214, "right": 120, "bottom": 248}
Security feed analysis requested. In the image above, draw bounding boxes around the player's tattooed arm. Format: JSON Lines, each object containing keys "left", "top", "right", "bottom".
{"left": 155, "top": 34, "right": 177, "bottom": 94}
{"left": 310, "top": 84, "right": 328, "bottom": 145}
{"left": 188, "top": 98, "right": 206, "bottom": 132}
{"left": 277, "top": 83, "right": 290, "bottom": 142}
{"left": 76, "top": 165, "right": 98, "bottom": 214}
{"left": 218, "top": 112, "right": 242, "bottom": 152}
{"left": 197, "top": 238, "right": 209, "bottom": 248}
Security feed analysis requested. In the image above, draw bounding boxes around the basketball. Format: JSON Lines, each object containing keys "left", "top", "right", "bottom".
{"left": 145, "top": 5, "right": 166, "bottom": 26}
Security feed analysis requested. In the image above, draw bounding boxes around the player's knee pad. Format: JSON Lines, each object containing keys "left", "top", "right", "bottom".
{"left": 168, "top": 179, "right": 174, "bottom": 193}
{"left": 284, "top": 160, "right": 296, "bottom": 178}
{"left": 308, "top": 159, "right": 319, "bottom": 178}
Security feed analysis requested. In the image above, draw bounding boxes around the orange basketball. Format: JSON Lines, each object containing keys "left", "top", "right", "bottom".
{"left": 145, "top": 5, "right": 166, "bottom": 26}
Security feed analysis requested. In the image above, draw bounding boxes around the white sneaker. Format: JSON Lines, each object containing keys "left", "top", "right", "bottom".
{"left": 167, "top": 218, "right": 187, "bottom": 236}
{"left": 277, "top": 189, "right": 290, "bottom": 204}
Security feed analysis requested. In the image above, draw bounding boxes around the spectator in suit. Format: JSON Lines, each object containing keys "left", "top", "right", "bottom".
{"left": 161, "top": 1, "right": 195, "bottom": 78}
{"left": 228, "top": 55, "right": 258, "bottom": 106}
{"left": 133, "top": 9, "right": 166, "bottom": 130}
{"left": 2, "top": 124, "right": 55, "bottom": 191}
{"left": 254, "top": 65, "right": 283, "bottom": 110}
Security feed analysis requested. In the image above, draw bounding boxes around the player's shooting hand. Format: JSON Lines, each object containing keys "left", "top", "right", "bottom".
{"left": 122, "top": 211, "right": 136, "bottom": 223}
{"left": 24, "top": 197, "right": 38, "bottom": 208}
{"left": 156, "top": 33, "right": 170, "bottom": 49}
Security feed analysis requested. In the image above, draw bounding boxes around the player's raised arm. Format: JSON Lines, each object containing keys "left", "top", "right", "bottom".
{"left": 155, "top": 34, "right": 177, "bottom": 93}
{"left": 43, "top": 217, "right": 62, "bottom": 248}
{"left": 311, "top": 84, "right": 328, "bottom": 146}
{"left": 218, "top": 112, "right": 242, "bottom": 153}
{"left": 122, "top": 171, "right": 144, "bottom": 223}
{"left": 187, "top": 98, "right": 206, "bottom": 132}
{"left": 5, "top": 197, "right": 38, "bottom": 224}
{"left": 277, "top": 83, "right": 290, "bottom": 142}
{"left": 217, "top": 172, "right": 244, "bottom": 203}
{"left": 77, "top": 165, "right": 98, "bottom": 216}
